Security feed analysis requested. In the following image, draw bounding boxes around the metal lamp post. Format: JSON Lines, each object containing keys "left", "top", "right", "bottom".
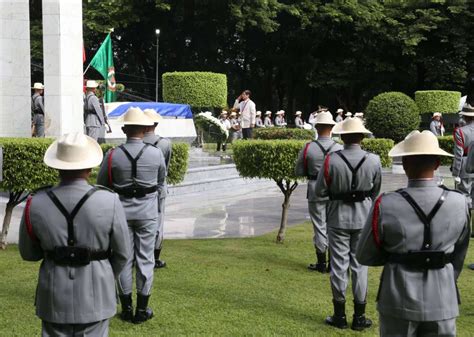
{"left": 155, "top": 29, "right": 160, "bottom": 102}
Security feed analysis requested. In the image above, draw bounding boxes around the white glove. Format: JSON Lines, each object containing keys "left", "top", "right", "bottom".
{"left": 454, "top": 177, "right": 461, "bottom": 184}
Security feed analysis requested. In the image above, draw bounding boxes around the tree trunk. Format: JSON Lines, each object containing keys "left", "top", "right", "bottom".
{"left": 276, "top": 191, "right": 290, "bottom": 243}
{"left": 0, "top": 201, "right": 15, "bottom": 250}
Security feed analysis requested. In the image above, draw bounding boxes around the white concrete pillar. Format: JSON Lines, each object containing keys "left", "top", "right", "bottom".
{"left": 42, "top": 0, "right": 83, "bottom": 137}
{"left": 0, "top": 0, "right": 32, "bottom": 137}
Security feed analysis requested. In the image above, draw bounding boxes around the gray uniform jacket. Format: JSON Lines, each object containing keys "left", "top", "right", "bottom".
{"left": 32, "top": 93, "right": 44, "bottom": 114}
{"left": 335, "top": 115, "right": 343, "bottom": 123}
{"left": 453, "top": 122, "right": 474, "bottom": 178}
{"left": 315, "top": 144, "right": 382, "bottom": 229}
{"left": 295, "top": 136, "right": 343, "bottom": 202}
{"left": 84, "top": 92, "right": 105, "bottom": 127}
{"left": 264, "top": 116, "right": 273, "bottom": 127}
{"left": 295, "top": 116, "right": 304, "bottom": 128}
{"left": 356, "top": 180, "right": 470, "bottom": 321}
{"left": 143, "top": 131, "right": 172, "bottom": 198}
{"left": 19, "top": 180, "right": 131, "bottom": 324}
{"left": 430, "top": 120, "right": 442, "bottom": 136}
{"left": 97, "top": 138, "right": 167, "bottom": 220}
{"left": 275, "top": 116, "right": 287, "bottom": 127}
{"left": 255, "top": 117, "right": 264, "bottom": 128}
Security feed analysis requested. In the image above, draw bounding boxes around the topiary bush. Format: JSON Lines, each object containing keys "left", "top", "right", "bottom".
{"left": 254, "top": 128, "right": 314, "bottom": 140}
{"left": 437, "top": 135, "right": 454, "bottom": 166}
{"left": 233, "top": 140, "right": 305, "bottom": 243}
{"left": 361, "top": 138, "right": 394, "bottom": 168}
{"left": 162, "top": 72, "right": 227, "bottom": 109}
{"left": 415, "top": 90, "right": 461, "bottom": 114}
{"left": 365, "top": 91, "right": 420, "bottom": 142}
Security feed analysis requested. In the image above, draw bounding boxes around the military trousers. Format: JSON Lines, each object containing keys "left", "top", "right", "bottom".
{"left": 118, "top": 219, "right": 157, "bottom": 296}
{"left": 379, "top": 313, "right": 456, "bottom": 337}
{"left": 308, "top": 200, "right": 328, "bottom": 254}
{"left": 155, "top": 197, "right": 166, "bottom": 250}
{"left": 457, "top": 177, "right": 473, "bottom": 208}
{"left": 328, "top": 227, "right": 368, "bottom": 303}
{"left": 85, "top": 126, "right": 101, "bottom": 141}
{"left": 34, "top": 114, "right": 45, "bottom": 137}
{"left": 42, "top": 319, "right": 109, "bottom": 337}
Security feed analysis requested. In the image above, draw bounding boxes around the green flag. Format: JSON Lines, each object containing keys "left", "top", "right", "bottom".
{"left": 90, "top": 33, "right": 116, "bottom": 103}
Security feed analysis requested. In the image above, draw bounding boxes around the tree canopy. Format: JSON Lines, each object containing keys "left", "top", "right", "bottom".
{"left": 30, "top": 0, "right": 474, "bottom": 115}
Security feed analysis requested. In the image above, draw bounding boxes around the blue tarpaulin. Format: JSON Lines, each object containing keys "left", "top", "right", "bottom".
{"left": 108, "top": 102, "right": 193, "bottom": 119}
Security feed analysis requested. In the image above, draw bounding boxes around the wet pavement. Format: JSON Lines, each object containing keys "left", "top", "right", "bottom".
{"left": 1, "top": 167, "right": 453, "bottom": 243}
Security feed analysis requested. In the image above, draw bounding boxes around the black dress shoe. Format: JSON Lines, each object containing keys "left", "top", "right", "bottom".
{"left": 155, "top": 259, "right": 167, "bottom": 269}
{"left": 308, "top": 262, "right": 327, "bottom": 273}
{"left": 468, "top": 263, "right": 474, "bottom": 270}
{"left": 134, "top": 294, "right": 154, "bottom": 324}
{"left": 119, "top": 294, "right": 134, "bottom": 322}
{"left": 325, "top": 300, "right": 348, "bottom": 329}
{"left": 351, "top": 315, "right": 372, "bottom": 331}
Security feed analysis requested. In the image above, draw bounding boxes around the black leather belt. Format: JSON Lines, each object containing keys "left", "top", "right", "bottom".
{"left": 45, "top": 247, "right": 110, "bottom": 266}
{"left": 387, "top": 251, "right": 453, "bottom": 269}
{"left": 115, "top": 185, "right": 158, "bottom": 198}
{"left": 329, "top": 191, "right": 371, "bottom": 202}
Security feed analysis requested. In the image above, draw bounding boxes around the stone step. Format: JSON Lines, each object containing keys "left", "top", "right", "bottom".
{"left": 181, "top": 164, "right": 239, "bottom": 184}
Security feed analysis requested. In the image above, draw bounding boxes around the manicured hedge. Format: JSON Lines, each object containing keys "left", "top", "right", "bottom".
{"left": 415, "top": 90, "right": 461, "bottom": 114}
{"left": 437, "top": 136, "right": 454, "bottom": 166}
{"left": 361, "top": 138, "right": 394, "bottom": 168}
{"left": 365, "top": 91, "right": 420, "bottom": 142}
{"left": 254, "top": 128, "right": 314, "bottom": 140}
{"left": 162, "top": 72, "right": 227, "bottom": 109}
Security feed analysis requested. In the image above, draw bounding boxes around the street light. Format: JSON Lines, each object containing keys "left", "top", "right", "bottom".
{"left": 155, "top": 29, "right": 160, "bottom": 102}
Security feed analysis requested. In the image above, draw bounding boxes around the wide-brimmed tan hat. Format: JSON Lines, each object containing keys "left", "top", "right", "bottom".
{"left": 86, "top": 80, "right": 99, "bottom": 88}
{"left": 220, "top": 110, "right": 228, "bottom": 116}
{"left": 345, "top": 112, "right": 352, "bottom": 117}
{"left": 122, "top": 107, "right": 154, "bottom": 126}
{"left": 315, "top": 111, "right": 336, "bottom": 125}
{"left": 432, "top": 112, "right": 442, "bottom": 117}
{"left": 276, "top": 110, "right": 284, "bottom": 115}
{"left": 295, "top": 111, "right": 302, "bottom": 116}
{"left": 230, "top": 112, "right": 237, "bottom": 117}
{"left": 44, "top": 132, "right": 103, "bottom": 170}
{"left": 265, "top": 111, "right": 272, "bottom": 116}
{"left": 354, "top": 112, "right": 364, "bottom": 118}
{"left": 32, "top": 82, "right": 44, "bottom": 90}
{"left": 337, "top": 108, "right": 344, "bottom": 114}
{"left": 332, "top": 117, "right": 372, "bottom": 135}
{"left": 389, "top": 130, "right": 453, "bottom": 157}
{"left": 256, "top": 111, "right": 262, "bottom": 116}
{"left": 143, "top": 109, "right": 163, "bottom": 124}
{"left": 460, "top": 103, "right": 474, "bottom": 116}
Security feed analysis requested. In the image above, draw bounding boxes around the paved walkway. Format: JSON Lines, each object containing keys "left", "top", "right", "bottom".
{"left": 1, "top": 168, "right": 452, "bottom": 243}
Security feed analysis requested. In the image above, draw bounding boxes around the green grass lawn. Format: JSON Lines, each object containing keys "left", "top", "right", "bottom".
{"left": 1, "top": 223, "right": 473, "bottom": 336}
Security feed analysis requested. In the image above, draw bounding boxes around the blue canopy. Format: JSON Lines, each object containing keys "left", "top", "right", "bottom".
{"left": 108, "top": 102, "right": 193, "bottom": 119}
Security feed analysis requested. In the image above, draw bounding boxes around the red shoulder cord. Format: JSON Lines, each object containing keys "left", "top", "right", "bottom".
{"left": 372, "top": 195, "right": 383, "bottom": 249}
{"left": 303, "top": 142, "right": 311, "bottom": 174}
{"left": 107, "top": 148, "right": 115, "bottom": 187}
{"left": 25, "top": 195, "right": 38, "bottom": 242}
{"left": 454, "top": 128, "right": 468, "bottom": 155}
{"left": 323, "top": 154, "right": 332, "bottom": 186}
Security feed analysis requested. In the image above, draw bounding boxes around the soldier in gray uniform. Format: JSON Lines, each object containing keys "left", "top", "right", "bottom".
{"left": 97, "top": 107, "right": 167, "bottom": 324}
{"left": 84, "top": 80, "right": 106, "bottom": 141}
{"left": 31, "top": 82, "right": 45, "bottom": 137}
{"left": 453, "top": 104, "right": 474, "bottom": 203}
{"left": 143, "top": 109, "right": 172, "bottom": 269}
{"left": 295, "top": 111, "right": 304, "bottom": 128}
{"left": 430, "top": 112, "right": 444, "bottom": 136}
{"left": 264, "top": 111, "right": 273, "bottom": 127}
{"left": 255, "top": 111, "right": 264, "bottom": 128}
{"left": 295, "top": 111, "right": 343, "bottom": 272}
{"left": 315, "top": 117, "right": 382, "bottom": 331}
{"left": 19, "top": 132, "right": 131, "bottom": 337}
{"left": 357, "top": 130, "right": 470, "bottom": 337}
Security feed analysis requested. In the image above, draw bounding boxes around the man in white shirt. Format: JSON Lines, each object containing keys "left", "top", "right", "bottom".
{"left": 233, "top": 90, "right": 256, "bottom": 139}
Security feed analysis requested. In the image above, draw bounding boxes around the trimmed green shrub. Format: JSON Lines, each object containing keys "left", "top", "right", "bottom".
{"left": 167, "top": 142, "right": 189, "bottom": 185}
{"left": 254, "top": 128, "right": 314, "bottom": 140}
{"left": 361, "top": 138, "right": 394, "bottom": 168}
{"left": 162, "top": 72, "right": 227, "bottom": 109}
{"left": 437, "top": 136, "right": 454, "bottom": 166}
{"left": 415, "top": 90, "right": 461, "bottom": 114}
{"left": 233, "top": 140, "right": 305, "bottom": 242}
{"left": 365, "top": 92, "right": 420, "bottom": 142}
{"left": 0, "top": 138, "right": 57, "bottom": 248}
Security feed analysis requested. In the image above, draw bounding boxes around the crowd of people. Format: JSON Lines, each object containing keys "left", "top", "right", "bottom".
{"left": 21, "top": 86, "right": 474, "bottom": 336}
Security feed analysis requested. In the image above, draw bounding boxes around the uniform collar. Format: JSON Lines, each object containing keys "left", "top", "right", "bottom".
{"left": 407, "top": 179, "right": 438, "bottom": 188}
{"left": 317, "top": 136, "right": 332, "bottom": 141}
{"left": 343, "top": 144, "right": 361, "bottom": 150}
{"left": 126, "top": 138, "right": 144, "bottom": 144}
{"left": 144, "top": 131, "right": 155, "bottom": 137}
{"left": 59, "top": 178, "right": 90, "bottom": 186}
